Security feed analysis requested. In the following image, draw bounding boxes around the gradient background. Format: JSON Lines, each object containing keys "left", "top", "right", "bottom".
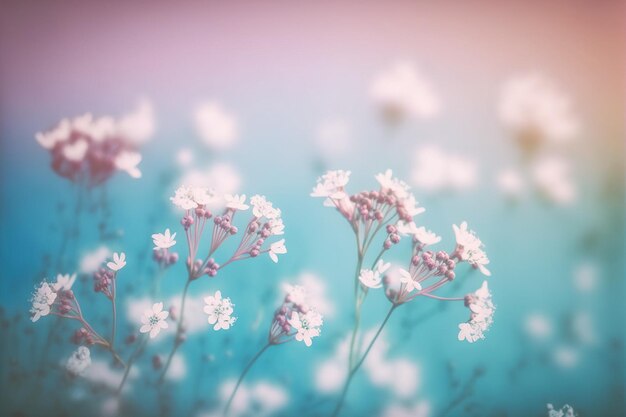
{"left": 0, "top": 1, "right": 624, "bottom": 416}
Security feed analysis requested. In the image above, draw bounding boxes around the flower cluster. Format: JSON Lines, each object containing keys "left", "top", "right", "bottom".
{"left": 547, "top": 404, "right": 577, "bottom": 417}
{"left": 66, "top": 346, "right": 92, "bottom": 377}
{"left": 29, "top": 281, "right": 57, "bottom": 322}
{"left": 268, "top": 285, "right": 324, "bottom": 347}
{"left": 152, "top": 229, "right": 179, "bottom": 268}
{"left": 35, "top": 101, "right": 154, "bottom": 185}
{"left": 93, "top": 252, "right": 125, "bottom": 298}
{"left": 203, "top": 291, "right": 237, "bottom": 331}
{"left": 170, "top": 187, "right": 287, "bottom": 280}
{"left": 458, "top": 281, "right": 495, "bottom": 343}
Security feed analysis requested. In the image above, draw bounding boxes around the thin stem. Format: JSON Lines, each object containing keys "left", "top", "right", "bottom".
{"left": 117, "top": 336, "right": 147, "bottom": 395}
{"left": 224, "top": 343, "right": 271, "bottom": 416}
{"left": 347, "top": 249, "right": 364, "bottom": 369}
{"left": 332, "top": 305, "right": 396, "bottom": 417}
{"left": 111, "top": 278, "right": 117, "bottom": 349}
{"left": 158, "top": 278, "right": 191, "bottom": 384}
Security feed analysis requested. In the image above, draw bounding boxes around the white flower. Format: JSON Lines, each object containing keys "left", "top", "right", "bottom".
{"left": 376, "top": 169, "right": 411, "bottom": 200}
{"left": 152, "top": 229, "right": 176, "bottom": 250}
{"left": 458, "top": 281, "right": 495, "bottom": 343}
{"left": 250, "top": 195, "right": 281, "bottom": 219}
{"left": 358, "top": 260, "right": 390, "bottom": 289}
{"left": 79, "top": 246, "right": 111, "bottom": 274}
{"left": 194, "top": 101, "right": 238, "bottom": 150}
{"left": 370, "top": 62, "right": 441, "bottom": 121}
{"left": 114, "top": 150, "right": 142, "bottom": 179}
{"left": 107, "top": 252, "right": 126, "bottom": 271}
{"left": 225, "top": 194, "right": 249, "bottom": 211}
{"left": 30, "top": 281, "right": 57, "bottom": 322}
{"left": 66, "top": 346, "right": 91, "bottom": 376}
{"left": 268, "top": 218, "right": 285, "bottom": 236}
{"left": 310, "top": 170, "right": 351, "bottom": 200}
{"left": 398, "top": 268, "right": 422, "bottom": 293}
{"left": 496, "top": 168, "right": 526, "bottom": 199}
{"left": 117, "top": 99, "right": 155, "bottom": 145}
{"left": 62, "top": 139, "right": 89, "bottom": 162}
{"left": 285, "top": 284, "right": 308, "bottom": 307}
{"left": 170, "top": 186, "right": 214, "bottom": 210}
{"left": 396, "top": 222, "right": 440, "bottom": 246}
{"left": 289, "top": 310, "right": 323, "bottom": 347}
{"left": 452, "top": 222, "right": 491, "bottom": 276}
{"left": 525, "top": 313, "right": 552, "bottom": 339}
{"left": 269, "top": 239, "right": 287, "bottom": 263}
{"left": 411, "top": 145, "right": 478, "bottom": 192}
{"left": 499, "top": 73, "right": 579, "bottom": 144}
{"left": 531, "top": 155, "right": 577, "bottom": 205}
{"left": 35, "top": 118, "right": 71, "bottom": 149}
{"left": 140, "top": 302, "right": 169, "bottom": 338}
{"left": 53, "top": 273, "right": 77, "bottom": 292}
{"left": 203, "top": 290, "right": 237, "bottom": 331}
{"left": 547, "top": 404, "right": 577, "bottom": 417}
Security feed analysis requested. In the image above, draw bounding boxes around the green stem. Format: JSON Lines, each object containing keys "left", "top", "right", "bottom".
{"left": 347, "top": 250, "right": 364, "bottom": 369}
{"left": 332, "top": 305, "right": 396, "bottom": 417}
{"left": 224, "top": 343, "right": 271, "bottom": 415}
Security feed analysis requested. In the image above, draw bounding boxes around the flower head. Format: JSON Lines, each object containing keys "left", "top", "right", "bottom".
{"left": 53, "top": 273, "right": 77, "bottom": 292}
{"left": 269, "top": 239, "right": 287, "bottom": 263}
{"left": 359, "top": 260, "right": 390, "bottom": 289}
{"left": 30, "top": 281, "right": 57, "bottom": 322}
{"left": 458, "top": 281, "right": 495, "bottom": 343}
{"left": 66, "top": 346, "right": 91, "bottom": 377}
{"left": 152, "top": 229, "right": 177, "bottom": 250}
{"left": 289, "top": 310, "right": 323, "bottom": 347}
{"left": 398, "top": 268, "right": 422, "bottom": 293}
{"left": 203, "top": 290, "right": 237, "bottom": 331}
{"left": 114, "top": 151, "right": 142, "bottom": 179}
{"left": 140, "top": 302, "right": 169, "bottom": 338}
{"left": 171, "top": 186, "right": 214, "bottom": 210}
{"left": 311, "top": 170, "right": 351, "bottom": 200}
{"left": 225, "top": 194, "right": 249, "bottom": 211}
{"left": 250, "top": 195, "right": 281, "bottom": 219}
{"left": 452, "top": 222, "right": 490, "bottom": 276}
{"left": 107, "top": 252, "right": 126, "bottom": 271}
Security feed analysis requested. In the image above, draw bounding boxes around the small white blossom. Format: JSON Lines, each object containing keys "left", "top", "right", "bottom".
{"left": 114, "top": 150, "right": 142, "bottom": 179}
{"left": 452, "top": 222, "right": 490, "bottom": 276}
{"left": 30, "top": 281, "right": 57, "bottom": 322}
{"left": 269, "top": 239, "right": 287, "bottom": 263}
{"left": 152, "top": 228, "right": 176, "bottom": 250}
{"left": 194, "top": 101, "right": 238, "bottom": 151}
{"left": 224, "top": 194, "right": 249, "bottom": 211}
{"left": 458, "top": 281, "right": 495, "bottom": 343}
{"left": 289, "top": 310, "right": 323, "bottom": 347}
{"left": 203, "top": 290, "right": 237, "bottom": 331}
{"left": 107, "top": 252, "right": 126, "bottom": 271}
{"left": 170, "top": 186, "right": 214, "bottom": 210}
{"left": 398, "top": 268, "right": 422, "bottom": 293}
{"left": 358, "top": 260, "right": 390, "bottom": 289}
{"left": 66, "top": 346, "right": 91, "bottom": 376}
{"left": 53, "top": 273, "right": 77, "bottom": 292}
{"left": 250, "top": 195, "right": 281, "bottom": 219}
{"left": 531, "top": 155, "right": 577, "bottom": 205}
{"left": 411, "top": 145, "right": 478, "bottom": 193}
{"left": 376, "top": 169, "right": 411, "bottom": 200}
{"left": 268, "top": 218, "right": 285, "bottom": 236}
{"left": 547, "top": 404, "right": 577, "bottom": 417}
{"left": 140, "top": 302, "right": 169, "bottom": 338}
{"left": 310, "top": 170, "right": 351, "bottom": 200}
{"left": 370, "top": 62, "right": 441, "bottom": 121}
{"left": 285, "top": 284, "right": 308, "bottom": 307}
{"left": 397, "top": 222, "right": 441, "bottom": 246}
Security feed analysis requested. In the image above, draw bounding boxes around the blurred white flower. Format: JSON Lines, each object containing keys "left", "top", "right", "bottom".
{"left": 30, "top": 281, "right": 56, "bottom": 322}
{"left": 571, "top": 311, "right": 595, "bottom": 345}
{"left": 573, "top": 262, "right": 598, "bottom": 293}
{"left": 281, "top": 272, "right": 335, "bottom": 318}
{"left": 180, "top": 163, "right": 242, "bottom": 210}
{"left": 269, "top": 239, "right": 287, "bottom": 263}
{"left": 547, "top": 403, "right": 577, "bottom": 417}
{"left": 381, "top": 401, "right": 431, "bottom": 417}
{"left": 204, "top": 290, "right": 237, "bottom": 331}
{"left": 194, "top": 101, "right": 238, "bottom": 150}
{"left": 315, "top": 119, "right": 352, "bottom": 159}
{"left": 79, "top": 246, "right": 111, "bottom": 274}
{"left": 107, "top": 252, "right": 126, "bottom": 271}
{"left": 496, "top": 168, "right": 526, "bottom": 200}
{"left": 170, "top": 185, "right": 215, "bottom": 210}
{"left": 114, "top": 150, "right": 142, "bottom": 179}
{"left": 524, "top": 313, "right": 552, "bottom": 340}
{"left": 53, "top": 273, "right": 77, "bottom": 292}
{"left": 152, "top": 228, "right": 176, "bottom": 250}
{"left": 176, "top": 147, "right": 194, "bottom": 167}
{"left": 165, "top": 353, "right": 187, "bottom": 381}
{"left": 66, "top": 346, "right": 91, "bottom": 377}
{"left": 370, "top": 62, "right": 441, "bottom": 122}
{"left": 531, "top": 155, "right": 577, "bottom": 205}
{"left": 411, "top": 145, "right": 478, "bottom": 192}
{"left": 62, "top": 139, "right": 88, "bottom": 162}
{"left": 83, "top": 358, "right": 139, "bottom": 390}
{"left": 117, "top": 99, "right": 156, "bottom": 145}
{"left": 140, "top": 302, "right": 169, "bottom": 338}
{"left": 217, "top": 380, "right": 288, "bottom": 417}
{"left": 553, "top": 346, "right": 579, "bottom": 368}
{"left": 499, "top": 73, "right": 579, "bottom": 145}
